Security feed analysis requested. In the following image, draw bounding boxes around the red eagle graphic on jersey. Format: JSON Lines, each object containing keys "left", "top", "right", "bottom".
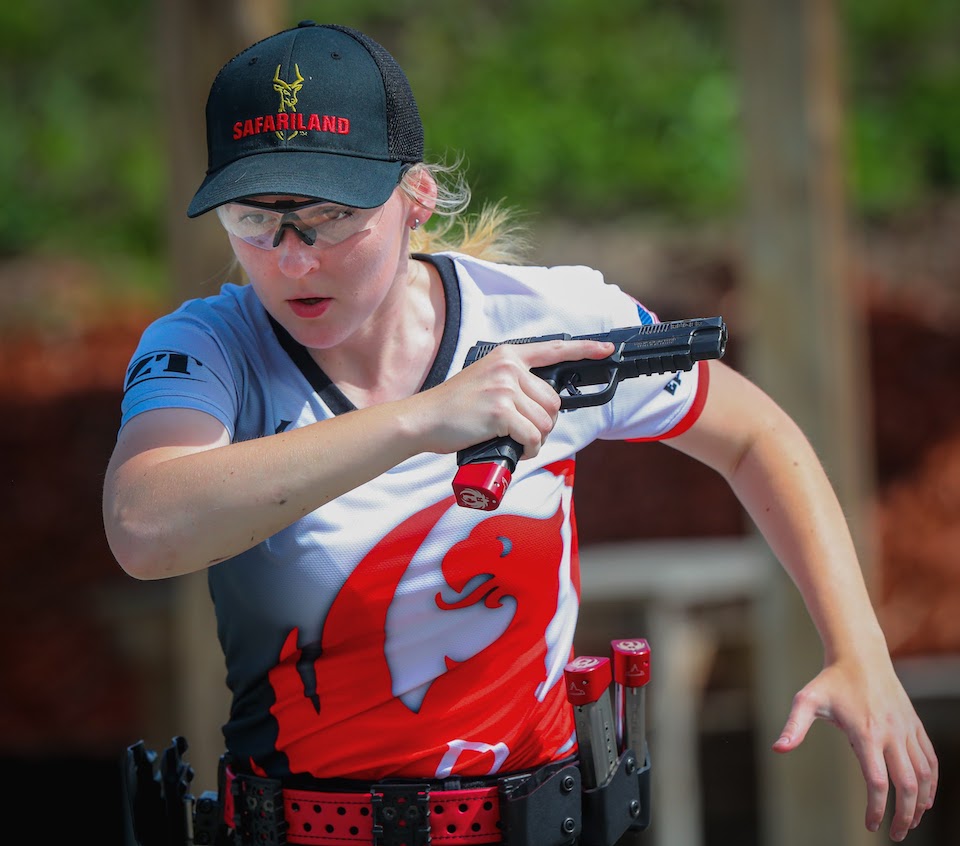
{"left": 266, "top": 478, "right": 579, "bottom": 780}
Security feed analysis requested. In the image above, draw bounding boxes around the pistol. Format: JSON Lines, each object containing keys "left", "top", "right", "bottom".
{"left": 453, "top": 316, "right": 727, "bottom": 510}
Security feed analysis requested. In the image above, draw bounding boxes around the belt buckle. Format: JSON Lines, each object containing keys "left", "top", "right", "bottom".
{"left": 372, "top": 782, "right": 431, "bottom": 846}
{"left": 232, "top": 772, "right": 287, "bottom": 845}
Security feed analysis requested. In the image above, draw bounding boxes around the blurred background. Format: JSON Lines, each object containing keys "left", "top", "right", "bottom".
{"left": 1, "top": 1, "right": 957, "bottom": 844}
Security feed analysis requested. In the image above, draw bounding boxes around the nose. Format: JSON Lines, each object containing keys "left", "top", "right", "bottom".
{"left": 275, "top": 227, "right": 322, "bottom": 278}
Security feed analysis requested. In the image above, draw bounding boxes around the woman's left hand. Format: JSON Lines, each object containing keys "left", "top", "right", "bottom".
{"left": 772, "top": 657, "right": 938, "bottom": 842}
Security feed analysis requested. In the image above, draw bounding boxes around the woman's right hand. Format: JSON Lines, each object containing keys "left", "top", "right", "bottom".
{"left": 413, "top": 338, "right": 615, "bottom": 460}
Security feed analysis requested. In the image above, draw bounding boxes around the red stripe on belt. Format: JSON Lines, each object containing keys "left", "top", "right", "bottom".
{"left": 224, "top": 769, "right": 503, "bottom": 845}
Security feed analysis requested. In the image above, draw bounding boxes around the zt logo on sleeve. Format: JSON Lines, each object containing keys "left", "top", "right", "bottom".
{"left": 125, "top": 351, "right": 206, "bottom": 391}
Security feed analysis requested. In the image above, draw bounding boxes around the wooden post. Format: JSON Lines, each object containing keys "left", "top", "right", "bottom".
{"left": 157, "top": 0, "right": 288, "bottom": 793}
{"left": 731, "top": 1, "right": 878, "bottom": 844}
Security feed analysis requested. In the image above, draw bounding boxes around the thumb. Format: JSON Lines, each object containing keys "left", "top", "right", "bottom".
{"left": 773, "top": 697, "right": 817, "bottom": 753}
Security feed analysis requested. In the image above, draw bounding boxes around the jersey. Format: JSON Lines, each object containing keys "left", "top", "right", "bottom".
{"left": 119, "top": 252, "right": 709, "bottom": 782}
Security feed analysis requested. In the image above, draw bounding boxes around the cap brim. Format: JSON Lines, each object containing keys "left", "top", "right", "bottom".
{"left": 187, "top": 151, "right": 405, "bottom": 218}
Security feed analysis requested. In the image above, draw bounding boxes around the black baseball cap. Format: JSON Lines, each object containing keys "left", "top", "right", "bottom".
{"left": 187, "top": 21, "right": 424, "bottom": 218}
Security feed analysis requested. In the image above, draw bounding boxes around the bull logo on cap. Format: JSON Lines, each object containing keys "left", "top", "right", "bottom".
{"left": 273, "top": 64, "right": 306, "bottom": 140}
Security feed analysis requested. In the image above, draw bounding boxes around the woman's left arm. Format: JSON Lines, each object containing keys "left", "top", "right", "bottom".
{"left": 668, "top": 360, "right": 938, "bottom": 842}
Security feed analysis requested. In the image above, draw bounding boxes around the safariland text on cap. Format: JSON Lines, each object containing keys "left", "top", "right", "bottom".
{"left": 187, "top": 21, "right": 424, "bottom": 218}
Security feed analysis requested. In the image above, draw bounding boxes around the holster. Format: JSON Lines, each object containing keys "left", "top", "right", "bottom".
{"left": 123, "top": 736, "right": 197, "bottom": 846}
{"left": 498, "top": 763, "right": 582, "bottom": 846}
{"left": 580, "top": 748, "right": 651, "bottom": 846}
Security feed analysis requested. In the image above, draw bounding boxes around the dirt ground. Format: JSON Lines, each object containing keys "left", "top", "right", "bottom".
{"left": 1, "top": 207, "right": 959, "bottom": 759}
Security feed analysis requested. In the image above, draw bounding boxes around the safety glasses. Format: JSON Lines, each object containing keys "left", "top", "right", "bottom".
{"left": 216, "top": 199, "right": 384, "bottom": 250}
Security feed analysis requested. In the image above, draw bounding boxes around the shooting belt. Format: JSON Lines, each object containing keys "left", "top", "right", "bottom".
{"left": 224, "top": 766, "right": 504, "bottom": 845}
{"left": 129, "top": 741, "right": 648, "bottom": 846}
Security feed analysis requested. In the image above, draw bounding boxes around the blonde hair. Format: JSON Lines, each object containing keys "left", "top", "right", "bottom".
{"left": 399, "top": 157, "right": 533, "bottom": 265}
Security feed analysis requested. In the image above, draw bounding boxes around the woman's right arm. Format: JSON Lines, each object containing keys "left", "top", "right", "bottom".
{"left": 103, "top": 337, "right": 615, "bottom": 580}
{"left": 102, "top": 402, "right": 434, "bottom": 580}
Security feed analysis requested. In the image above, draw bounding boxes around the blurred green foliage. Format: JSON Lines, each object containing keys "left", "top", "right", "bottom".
{"left": 0, "top": 0, "right": 162, "bottom": 266}
{"left": 845, "top": 0, "right": 960, "bottom": 213}
{"left": 0, "top": 0, "right": 957, "bottom": 283}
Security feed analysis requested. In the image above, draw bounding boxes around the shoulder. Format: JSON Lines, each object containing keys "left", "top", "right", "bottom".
{"left": 444, "top": 251, "right": 606, "bottom": 292}
{"left": 137, "top": 284, "right": 267, "bottom": 349}
{"left": 442, "top": 252, "right": 654, "bottom": 334}
{"left": 126, "top": 283, "right": 275, "bottom": 398}
{"left": 160, "top": 282, "right": 260, "bottom": 327}
{"left": 120, "top": 285, "right": 274, "bottom": 437}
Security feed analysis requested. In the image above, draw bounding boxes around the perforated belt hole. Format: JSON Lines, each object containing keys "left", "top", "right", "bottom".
{"left": 458, "top": 803, "right": 468, "bottom": 813}
{"left": 303, "top": 822, "right": 312, "bottom": 832}
{"left": 337, "top": 806, "right": 347, "bottom": 815}
{"left": 471, "top": 823, "right": 481, "bottom": 832}
{"left": 291, "top": 801, "right": 301, "bottom": 812}
{"left": 349, "top": 825, "right": 359, "bottom": 835}
{"left": 360, "top": 806, "right": 370, "bottom": 816}
{"left": 447, "top": 824, "right": 458, "bottom": 834}
{"left": 434, "top": 804, "right": 444, "bottom": 814}
{"left": 313, "top": 804, "right": 322, "bottom": 813}
{"left": 483, "top": 800, "right": 493, "bottom": 811}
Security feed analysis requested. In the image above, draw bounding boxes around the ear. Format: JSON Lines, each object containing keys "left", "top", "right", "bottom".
{"left": 403, "top": 165, "right": 438, "bottom": 228}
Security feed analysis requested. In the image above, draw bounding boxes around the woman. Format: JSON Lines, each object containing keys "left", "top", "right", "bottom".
{"left": 104, "top": 21, "right": 936, "bottom": 844}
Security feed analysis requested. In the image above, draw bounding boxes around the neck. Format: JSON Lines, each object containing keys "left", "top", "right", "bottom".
{"left": 315, "top": 257, "right": 444, "bottom": 406}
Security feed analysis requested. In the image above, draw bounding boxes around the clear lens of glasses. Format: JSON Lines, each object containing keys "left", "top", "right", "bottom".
{"left": 216, "top": 201, "right": 382, "bottom": 249}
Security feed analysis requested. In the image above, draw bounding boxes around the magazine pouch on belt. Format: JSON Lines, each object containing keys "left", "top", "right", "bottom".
{"left": 498, "top": 763, "right": 582, "bottom": 846}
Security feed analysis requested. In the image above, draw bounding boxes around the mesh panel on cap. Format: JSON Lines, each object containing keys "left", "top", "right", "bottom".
{"left": 322, "top": 24, "right": 424, "bottom": 163}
